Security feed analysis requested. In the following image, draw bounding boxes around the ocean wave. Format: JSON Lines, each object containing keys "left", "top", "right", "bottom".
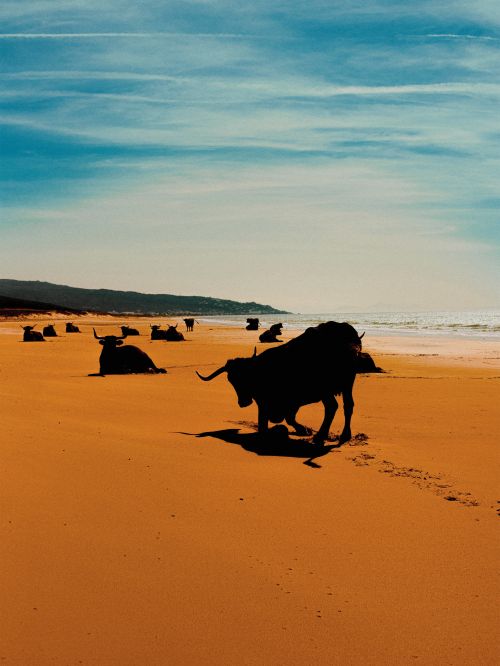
{"left": 201, "top": 310, "right": 500, "bottom": 339}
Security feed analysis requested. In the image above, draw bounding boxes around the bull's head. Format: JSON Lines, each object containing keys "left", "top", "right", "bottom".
{"left": 93, "top": 328, "right": 126, "bottom": 347}
{"left": 197, "top": 348, "right": 257, "bottom": 408}
{"left": 22, "top": 325, "right": 35, "bottom": 331}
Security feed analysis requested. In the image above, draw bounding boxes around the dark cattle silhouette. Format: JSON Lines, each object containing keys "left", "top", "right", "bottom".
{"left": 150, "top": 324, "right": 168, "bottom": 340}
{"left": 22, "top": 325, "right": 45, "bottom": 342}
{"left": 246, "top": 318, "right": 259, "bottom": 331}
{"left": 43, "top": 324, "right": 57, "bottom": 337}
{"left": 183, "top": 318, "right": 196, "bottom": 332}
{"left": 259, "top": 323, "right": 283, "bottom": 343}
{"left": 197, "top": 321, "right": 382, "bottom": 445}
{"left": 66, "top": 322, "right": 80, "bottom": 333}
{"left": 92, "top": 330, "right": 166, "bottom": 376}
{"left": 356, "top": 352, "right": 384, "bottom": 374}
{"left": 121, "top": 325, "right": 140, "bottom": 336}
{"left": 165, "top": 325, "right": 185, "bottom": 341}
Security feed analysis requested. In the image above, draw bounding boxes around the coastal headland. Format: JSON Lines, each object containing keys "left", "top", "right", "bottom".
{"left": 1, "top": 316, "right": 499, "bottom": 664}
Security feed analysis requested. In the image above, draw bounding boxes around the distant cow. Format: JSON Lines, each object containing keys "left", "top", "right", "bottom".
{"left": 121, "top": 325, "right": 140, "bottom": 337}
{"left": 22, "top": 325, "right": 44, "bottom": 342}
{"left": 246, "top": 318, "right": 259, "bottom": 331}
{"left": 356, "top": 352, "right": 384, "bottom": 374}
{"left": 92, "top": 330, "right": 167, "bottom": 376}
{"left": 259, "top": 323, "right": 283, "bottom": 343}
{"left": 66, "top": 322, "right": 80, "bottom": 333}
{"left": 43, "top": 324, "right": 57, "bottom": 337}
{"left": 165, "top": 325, "right": 185, "bottom": 341}
{"left": 183, "top": 318, "right": 196, "bottom": 332}
{"left": 151, "top": 324, "right": 168, "bottom": 340}
{"left": 197, "top": 321, "right": 382, "bottom": 445}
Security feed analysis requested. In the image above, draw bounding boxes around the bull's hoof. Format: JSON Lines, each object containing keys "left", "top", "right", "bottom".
{"left": 262, "top": 425, "right": 289, "bottom": 442}
{"left": 312, "top": 433, "right": 326, "bottom": 446}
{"left": 293, "top": 425, "right": 311, "bottom": 436}
{"left": 338, "top": 432, "right": 352, "bottom": 445}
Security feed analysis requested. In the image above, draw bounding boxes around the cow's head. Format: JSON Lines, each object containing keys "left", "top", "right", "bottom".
{"left": 22, "top": 325, "right": 35, "bottom": 331}
{"left": 197, "top": 348, "right": 257, "bottom": 408}
{"left": 94, "top": 329, "right": 125, "bottom": 348}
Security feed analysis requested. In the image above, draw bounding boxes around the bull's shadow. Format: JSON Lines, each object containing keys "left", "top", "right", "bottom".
{"left": 186, "top": 425, "right": 339, "bottom": 468}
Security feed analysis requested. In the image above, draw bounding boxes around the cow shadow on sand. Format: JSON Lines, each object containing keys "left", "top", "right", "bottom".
{"left": 182, "top": 425, "right": 341, "bottom": 468}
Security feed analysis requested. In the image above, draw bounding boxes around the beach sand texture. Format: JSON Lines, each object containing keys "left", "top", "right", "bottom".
{"left": 1, "top": 318, "right": 499, "bottom": 665}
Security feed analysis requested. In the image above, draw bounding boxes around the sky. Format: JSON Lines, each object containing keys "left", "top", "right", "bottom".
{"left": 1, "top": 0, "right": 499, "bottom": 313}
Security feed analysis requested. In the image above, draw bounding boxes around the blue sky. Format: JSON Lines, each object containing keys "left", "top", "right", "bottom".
{"left": 1, "top": 0, "right": 499, "bottom": 312}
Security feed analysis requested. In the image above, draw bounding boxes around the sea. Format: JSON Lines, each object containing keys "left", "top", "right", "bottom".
{"left": 200, "top": 310, "right": 500, "bottom": 339}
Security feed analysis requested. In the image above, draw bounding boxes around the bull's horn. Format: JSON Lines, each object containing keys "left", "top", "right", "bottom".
{"left": 93, "top": 328, "right": 104, "bottom": 339}
{"left": 252, "top": 347, "right": 257, "bottom": 358}
{"left": 359, "top": 332, "right": 365, "bottom": 340}
{"left": 196, "top": 365, "right": 227, "bottom": 381}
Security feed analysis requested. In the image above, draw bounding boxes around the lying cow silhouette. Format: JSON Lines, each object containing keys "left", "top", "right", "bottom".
{"left": 66, "top": 322, "right": 80, "bottom": 333}
{"left": 165, "top": 325, "right": 185, "bottom": 341}
{"left": 43, "top": 324, "right": 57, "bottom": 337}
{"left": 151, "top": 324, "right": 168, "bottom": 340}
{"left": 259, "top": 323, "right": 283, "bottom": 343}
{"left": 22, "top": 325, "right": 44, "bottom": 342}
{"left": 246, "top": 318, "right": 259, "bottom": 331}
{"left": 121, "top": 325, "right": 140, "bottom": 336}
{"left": 91, "top": 329, "right": 167, "bottom": 376}
{"left": 197, "top": 321, "right": 383, "bottom": 445}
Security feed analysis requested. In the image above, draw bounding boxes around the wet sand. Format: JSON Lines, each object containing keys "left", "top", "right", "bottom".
{"left": 1, "top": 317, "right": 499, "bottom": 664}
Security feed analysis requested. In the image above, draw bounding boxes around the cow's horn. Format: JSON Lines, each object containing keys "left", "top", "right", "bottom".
{"left": 252, "top": 347, "right": 257, "bottom": 358}
{"left": 359, "top": 332, "right": 365, "bottom": 340}
{"left": 93, "top": 328, "right": 104, "bottom": 339}
{"left": 196, "top": 365, "right": 227, "bottom": 381}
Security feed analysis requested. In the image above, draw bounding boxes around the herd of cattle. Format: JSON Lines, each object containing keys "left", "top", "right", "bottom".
{"left": 16, "top": 315, "right": 383, "bottom": 444}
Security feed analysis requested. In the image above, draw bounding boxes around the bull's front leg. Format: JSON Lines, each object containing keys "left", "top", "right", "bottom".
{"left": 339, "top": 385, "right": 354, "bottom": 444}
{"left": 285, "top": 409, "right": 310, "bottom": 436}
{"left": 313, "top": 396, "right": 338, "bottom": 445}
{"left": 257, "top": 403, "right": 269, "bottom": 436}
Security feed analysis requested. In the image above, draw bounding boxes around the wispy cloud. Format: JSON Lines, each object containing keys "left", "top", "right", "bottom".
{"left": 425, "top": 33, "right": 498, "bottom": 40}
{"left": 0, "top": 32, "right": 259, "bottom": 39}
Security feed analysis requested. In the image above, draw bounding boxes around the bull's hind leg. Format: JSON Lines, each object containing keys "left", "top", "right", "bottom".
{"left": 313, "top": 396, "right": 338, "bottom": 444}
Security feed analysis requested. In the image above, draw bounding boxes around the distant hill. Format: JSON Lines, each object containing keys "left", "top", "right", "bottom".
{"left": 0, "top": 280, "right": 288, "bottom": 316}
{"left": 0, "top": 294, "right": 85, "bottom": 316}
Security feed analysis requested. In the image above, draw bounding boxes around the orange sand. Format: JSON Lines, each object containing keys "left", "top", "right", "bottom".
{"left": 1, "top": 318, "right": 499, "bottom": 664}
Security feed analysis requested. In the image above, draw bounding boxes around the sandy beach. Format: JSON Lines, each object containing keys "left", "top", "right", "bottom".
{"left": 1, "top": 317, "right": 499, "bottom": 665}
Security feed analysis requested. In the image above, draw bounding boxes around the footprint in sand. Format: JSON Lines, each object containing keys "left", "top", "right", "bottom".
{"left": 347, "top": 451, "right": 479, "bottom": 507}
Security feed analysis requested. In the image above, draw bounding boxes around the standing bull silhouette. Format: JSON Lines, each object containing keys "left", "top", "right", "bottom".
{"left": 197, "top": 321, "right": 383, "bottom": 445}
